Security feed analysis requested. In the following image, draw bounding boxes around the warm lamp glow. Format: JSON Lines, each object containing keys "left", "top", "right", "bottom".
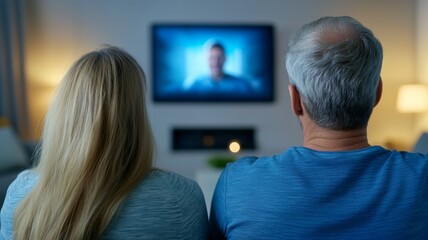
{"left": 228, "top": 141, "right": 241, "bottom": 153}
{"left": 397, "top": 84, "right": 428, "bottom": 113}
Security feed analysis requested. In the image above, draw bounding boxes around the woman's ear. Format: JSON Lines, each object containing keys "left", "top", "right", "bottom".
{"left": 288, "top": 84, "right": 304, "bottom": 116}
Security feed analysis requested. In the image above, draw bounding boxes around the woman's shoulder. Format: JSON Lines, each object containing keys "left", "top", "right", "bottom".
{"left": 140, "top": 169, "right": 203, "bottom": 198}
{"left": 2, "top": 169, "right": 38, "bottom": 211}
{"left": 147, "top": 169, "right": 197, "bottom": 184}
{"left": 6, "top": 169, "right": 38, "bottom": 197}
{"left": 0, "top": 170, "right": 38, "bottom": 238}
{"left": 104, "top": 169, "right": 208, "bottom": 239}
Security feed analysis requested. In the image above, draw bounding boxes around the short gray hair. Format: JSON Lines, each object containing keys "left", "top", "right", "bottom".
{"left": 285, "top": 16, "right": 383, "bottom": 130}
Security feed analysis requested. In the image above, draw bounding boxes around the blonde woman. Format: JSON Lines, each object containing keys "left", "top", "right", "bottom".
{"left": 0, "top": 46, "right": 208, "bottom": 239}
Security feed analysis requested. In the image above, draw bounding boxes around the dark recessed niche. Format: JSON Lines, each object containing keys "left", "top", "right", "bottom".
{"left": 172, "top": 127, "right": 256, "bottom": 151}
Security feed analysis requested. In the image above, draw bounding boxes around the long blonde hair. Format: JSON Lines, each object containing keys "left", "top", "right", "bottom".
{"left": 14, "top": 46, "right": 155, "bottom": 239}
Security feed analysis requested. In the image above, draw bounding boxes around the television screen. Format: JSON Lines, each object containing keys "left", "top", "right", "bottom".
{"left": 152, "top": 24, "right": 274, "bottom": 102}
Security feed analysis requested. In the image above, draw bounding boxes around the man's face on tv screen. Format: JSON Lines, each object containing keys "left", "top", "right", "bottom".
{"left": 208, "top": 47, "right": 226, "bottom": 79}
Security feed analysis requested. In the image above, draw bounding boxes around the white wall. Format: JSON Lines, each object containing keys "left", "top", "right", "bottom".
{"left": 24, "top": 0, "right": 417, "bottom": 179}
{"left": 417, "top": 0, "right": 428, "bottom": 84}
{"left": 416, "top": 0, "right": 428, "bottom": 131}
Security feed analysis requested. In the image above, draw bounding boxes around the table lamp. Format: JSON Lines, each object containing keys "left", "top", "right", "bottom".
{"left": 397, "top": 84, "right": 428, "bottom": 153}
{"left": 397, "top": 84, "right": 428, "bottom": 113}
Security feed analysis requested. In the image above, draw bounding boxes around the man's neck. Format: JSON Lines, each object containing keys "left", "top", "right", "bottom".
{"left": 211, "top": 72, "right": 224, "bottom": 81}
{"left": 302, "top": 122, "right": 370, "bottom": 151}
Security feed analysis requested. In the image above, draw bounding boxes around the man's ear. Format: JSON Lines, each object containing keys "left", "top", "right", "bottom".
{"left": 288, "top": 84, "right": 304, "bottom": 116}
{"left": 374, "top": 78, "right": 383, "bottom": 107}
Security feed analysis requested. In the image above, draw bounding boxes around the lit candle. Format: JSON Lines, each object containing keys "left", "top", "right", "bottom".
{"left": 229, "top": 141, "right": 241, "bottom": 153}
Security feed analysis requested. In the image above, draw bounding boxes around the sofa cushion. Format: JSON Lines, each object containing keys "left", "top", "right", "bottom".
{"left": 0, "top": 127, "right": 29, "bottom": 172}
{"left": 414, "top": 132, "right": 428, "bottom": 154}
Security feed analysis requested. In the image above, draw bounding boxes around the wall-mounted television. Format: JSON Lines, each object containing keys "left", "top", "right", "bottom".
{"left": 152, "top": 24, "right": 274, "bottom": 102}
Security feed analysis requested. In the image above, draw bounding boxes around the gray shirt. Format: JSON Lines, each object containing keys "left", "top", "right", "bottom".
{"left": 1, "top": 169, "right": 208, "bottom": 239}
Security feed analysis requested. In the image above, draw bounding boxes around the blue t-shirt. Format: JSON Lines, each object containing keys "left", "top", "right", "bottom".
{"left": 1, "top": 169, "right": 208, "bottom": 240}
{"left": 210, "top": 146, "right": 428, "bottom": 240}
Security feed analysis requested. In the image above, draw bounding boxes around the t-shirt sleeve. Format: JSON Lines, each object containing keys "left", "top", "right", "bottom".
{"left": 209, "top": 167, "right": 228, "bottom": 240}
{"left": 0, "top": 170, "right": 34, "bottom": 239}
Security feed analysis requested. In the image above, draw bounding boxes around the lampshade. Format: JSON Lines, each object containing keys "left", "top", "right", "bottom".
{"left": 397, "top": 84, "right": 428, "bottom": 113}
{"left": 0, "top": 117, "right": 8, "bottom": 127}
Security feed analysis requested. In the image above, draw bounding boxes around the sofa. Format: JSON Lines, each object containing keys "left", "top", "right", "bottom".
{"left": 0, "top": 127, "right": 38, "bottom": 208}
{"left": 413, "top": 133, "right": 428, "bottom": 154}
